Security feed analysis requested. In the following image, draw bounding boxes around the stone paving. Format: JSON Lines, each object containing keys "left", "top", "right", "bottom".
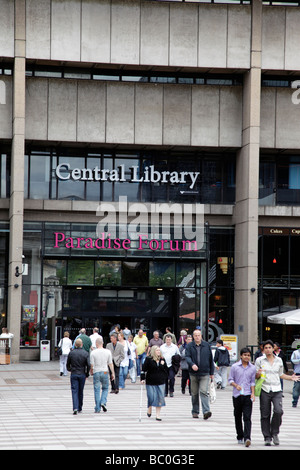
{"left": 0, "top": 360, "right": 299, "bottom": 452}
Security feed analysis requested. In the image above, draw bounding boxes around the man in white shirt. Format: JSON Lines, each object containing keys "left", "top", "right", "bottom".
{"left": 255, "top": 339, "right": 300, "bottom": 446}
{"left": 90, "top": 337, "right": 114, "bottom": 413}
{"left": 0, "top": 327, "right": 14, "bottom": 348}
{"left": 160, "top": 334, "right": 180, "bottom": 397}
{"left": 89, "top": 328, "right": 103, "bottom": 350}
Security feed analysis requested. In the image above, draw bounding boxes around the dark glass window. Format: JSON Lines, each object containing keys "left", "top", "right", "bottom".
{"left": 122, "top": 261, "right": 149, "bottom": 287}
{"left": 24, "top": 148, "right": 235, "bottom": 204}
{"left": 149, "top": 261, "right": 175, "bottom": 287}
{"left": 260, "top": 155, "right": 300, "bottom": 206}
{"left": 0, "top": 153, "right": 10, "bottom": 198}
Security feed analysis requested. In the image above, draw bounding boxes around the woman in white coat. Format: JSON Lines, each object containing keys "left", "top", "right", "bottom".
{"left": 58, "top": 332, "right": 73, "bottom": 376}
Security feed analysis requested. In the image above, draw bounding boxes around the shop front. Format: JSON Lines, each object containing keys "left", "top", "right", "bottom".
{"left": 19, "top": 221, "right": 208, "bottom": 358}
{"left": 258, "top": 227, "right": 300, "bottom": 352}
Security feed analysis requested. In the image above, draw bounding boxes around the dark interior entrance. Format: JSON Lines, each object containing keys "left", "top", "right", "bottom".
{"left": 61, "top": 287, "right": 174, "bottom": 344}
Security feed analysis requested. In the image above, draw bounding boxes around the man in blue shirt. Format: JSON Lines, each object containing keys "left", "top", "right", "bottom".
{"left": 291, "top": 345, "right": 300, "bottom": 408}
{"left": 228, "top": 347, "right": 256, "bottom": 447}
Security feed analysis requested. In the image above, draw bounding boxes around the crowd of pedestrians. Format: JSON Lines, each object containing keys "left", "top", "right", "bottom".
{"left": 58, "top": 325, "right": 300, "bottom": 448}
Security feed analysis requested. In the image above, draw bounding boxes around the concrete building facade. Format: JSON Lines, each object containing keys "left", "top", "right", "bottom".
{"left": 1, "top": 0, "right": 300, "bottom": 362}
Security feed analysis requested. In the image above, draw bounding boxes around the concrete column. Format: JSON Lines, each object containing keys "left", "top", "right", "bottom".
{"left": 234, "top": 0, "right": 262, "bottom": 348}
{"left": 7, "top": 0, "right": 26, "bottom": 363}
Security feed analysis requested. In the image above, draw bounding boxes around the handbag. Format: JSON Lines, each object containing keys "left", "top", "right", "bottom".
{"left": 210, "top": 380, "right": 216, "bottom": 403}
{"left": 254, "top": 376, "right": 265, "bottom": 397}
{"left": 57, "top": 338, "right": 63, "bottom": 356}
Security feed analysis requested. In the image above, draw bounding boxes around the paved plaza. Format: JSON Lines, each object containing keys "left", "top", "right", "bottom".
{"left": 0, "top": 360, "right": 299, "bottom": 452}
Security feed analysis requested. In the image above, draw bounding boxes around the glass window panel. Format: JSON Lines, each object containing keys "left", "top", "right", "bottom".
{"left": 43, "top": 259, "right": 67, "bottom": 285}
{"left": 29, "top": 155, "right": 50, "bottom": 199}
{"left": 150, "top": 77, "right": 176, "bottom": 84}
{"left": 57, "top": 157, "right": 85, "bottom": 200}
{"left": 262, "top": 236, "right": 289, "bottom": 281}
{"left": 86, "top": 157, "right": 101, "bottom": 200}
{"left": 102, "top": 157, "right": 113, "bottom": 201}
{"left": 93, "top": 74, "right": 119, "bottom": 81}
{"left": 259, "top": 160, "right": 276, "bottom": 205}
{"left": 23, "top": 154, "right": 29, "bottom": 198}
{"left": 23, "top": 225, "right": 42, "bottom": 285}
{"left": 114, "top": 157, "right": 140, "bottom": 202}
{"left": 67, "top": 260, "right": 94, "bottom": 285}
{"left": 122, "top": 261, "right": 149, "bottom": 286}
{"left": 149, "top": 261, "right": 175, "bottom": 287}
{"left": 121, "top": 76, "right": 144, "bottom": 82}
{"left": 202, "top": 160, "right": 222, "bottom": 203}
{"left": 64, "top": 72, "right": 91, "bottom": 79}
{"left": 178, "top": 77, "right": 194, "bottom": 84}
{"left": 176, "top": 263, "right": 195, "bottom": 287}
{"left": 290, "top": 237, "right": 300, "bottom": 280}
{"left": 95, "top": 260, "right": 121, "bottom": 286}
{"left": 35, "top": 70, "right": 62, "bottom": 78}
{"left": 178, "top": 288, "right": 196, "bottom": 329}
{"left": 118, "top": 290, "right": 151, "bottom": 314}
{"left": 151, "top": 290, "right": 171, "bottom": 317}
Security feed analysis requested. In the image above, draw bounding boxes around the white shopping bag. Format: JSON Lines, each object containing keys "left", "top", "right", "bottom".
{"left": 210, "top": 381, "right": 216, "bottom": 403}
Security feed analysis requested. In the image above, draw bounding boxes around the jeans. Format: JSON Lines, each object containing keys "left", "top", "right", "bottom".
{"left": 93, "top": 371, "right": 109, "bottom": 412}
{"left": 259, "top": 389, "right": 283, "bottom": 440}
{"left": 190, "top": 374, "right": 210, "bottom": 416}
{"left": 136, "top": 353, "right": 146, "bottom": 376}
{"left": 292, "top": 379, "right": 300, "bottom": 407}
{"left": 232, "top": 395, "right": 253, "bottom": 441}
{"left": 129, "top": 360, "right": 136, "bottom": 383}
{"left": 119, "top": 365, "right": 129, "bottom": 389}
{"left": 70, "top": 374, "right": 86, "bottom": 412}
{"left": 214, "top": 366, "right": 228, "bottom": 388}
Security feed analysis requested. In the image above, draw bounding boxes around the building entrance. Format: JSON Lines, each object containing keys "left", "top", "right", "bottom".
{"left": 61, "top": 287, "right": 175, "bottom": 344}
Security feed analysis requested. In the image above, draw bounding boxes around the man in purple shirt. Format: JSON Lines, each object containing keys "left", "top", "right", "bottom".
{"left": 228, "top": 347, "right": 256, "bottom": 448}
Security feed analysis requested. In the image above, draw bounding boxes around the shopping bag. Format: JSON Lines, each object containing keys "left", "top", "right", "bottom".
{"left": 210, "top": 381, "right": 216, "bottom": 403}
{"left": 254, "top": 376, "right": 265, "bottom": 397}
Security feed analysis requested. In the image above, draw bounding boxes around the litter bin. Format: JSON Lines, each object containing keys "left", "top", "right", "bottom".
{"left": 40, "top": 340, "right": 50, "bottom": 362}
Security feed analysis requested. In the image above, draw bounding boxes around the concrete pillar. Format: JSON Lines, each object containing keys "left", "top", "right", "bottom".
{"left": 7, "top": 0, "right": 26, "bottom": 363}
{"left": 234, "top": 0, "right": 262, "bottom": 348}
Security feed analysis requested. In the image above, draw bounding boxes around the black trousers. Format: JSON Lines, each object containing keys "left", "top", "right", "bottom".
{"left": 181, "top": 369, "right": 191, "bottom": 393}
{"left": 110, "top": 365, "right": 120, "bottom": 391}
{"left": 232, "top": 395, "right": 253, "bottom": 441}
{"left": 165, "top": 367, "right": 175, "bottom": 395}
{"left": 259, "top": 389, "right": 283, "bottom": 440}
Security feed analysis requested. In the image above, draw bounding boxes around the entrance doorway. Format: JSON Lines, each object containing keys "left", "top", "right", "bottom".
{"left": 61, "top": 287, "right": 175, "bottom": 344}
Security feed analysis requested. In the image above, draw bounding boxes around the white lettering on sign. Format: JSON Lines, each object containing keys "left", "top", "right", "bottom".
{"left": 55, "top": 164, "right": 200, "bottom": 190}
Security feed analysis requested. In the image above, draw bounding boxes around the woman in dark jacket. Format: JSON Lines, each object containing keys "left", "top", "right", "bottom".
{"left": 141, "top": 345, "right": 169, "bottom": 421}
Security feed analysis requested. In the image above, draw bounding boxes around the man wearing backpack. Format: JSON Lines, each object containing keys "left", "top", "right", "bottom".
{"left": 214, "top": 339, "right": 230, "bottom": 389}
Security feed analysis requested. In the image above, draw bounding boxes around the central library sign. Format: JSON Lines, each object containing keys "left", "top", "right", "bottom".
{"left": 55, "top": 163, "right": 200, "bottom": 189}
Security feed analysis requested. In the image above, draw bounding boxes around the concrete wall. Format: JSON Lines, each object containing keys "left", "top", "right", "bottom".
{"left": 0, "top": 0, "right": 14, "bottom": 58}
{"left": 262, "top": 6, "right": 300, "bottom": 71}
{"left": 2, "top": 2, "right": 300, "bottom": 72}
{"left": 261, "top": 87, "right": 300, "bottom": 149}
{"left": 24, "top": 78, "right": 243, "bottom": 147}
{"left": 23, "top": 0, "right": 251, "bottom": 69}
